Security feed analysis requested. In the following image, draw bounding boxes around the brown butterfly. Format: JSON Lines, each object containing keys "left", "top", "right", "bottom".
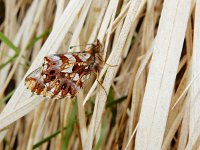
{"left": 25, "top": 40, "right": 103, "bottom": 99}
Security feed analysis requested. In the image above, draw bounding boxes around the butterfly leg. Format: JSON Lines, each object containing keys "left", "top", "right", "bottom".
{"left": 105, "top": 62, "right": 118, "bottom": 67}
{"left": 96, "top": 55, "right": 118, "bottom": 67}
{"left": 94, "top": 72, "right": 108, "bottom": 97}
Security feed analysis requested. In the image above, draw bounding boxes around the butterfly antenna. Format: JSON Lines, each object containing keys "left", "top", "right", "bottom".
{"left": 70, "top": 44, "right": 93, "bottom": 49}
{"left": 96, "top": 55, "right": 118, "bottom": 67}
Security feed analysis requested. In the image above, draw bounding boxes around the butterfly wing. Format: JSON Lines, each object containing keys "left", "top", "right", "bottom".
{"left": 25, "top": 66, "right": 81, "bottom": 99}
{"left": 41, "top": 53, "right": 93, "bottom": 82}
{"left": 25, "top": 52, "right": 93, "bottom": 99}
{"left": 25, "top": 39, "right": 105, "bottom": 99}
{"left": 25, "top": 67, "right": 46, "bottom": 95}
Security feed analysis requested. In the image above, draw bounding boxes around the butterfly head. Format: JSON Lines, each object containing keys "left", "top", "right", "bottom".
{"left": 90, "top": 39, "right": 103, "bottom": 53}
{"left": 88, "top": 39, "right": 104, "bottom": 73}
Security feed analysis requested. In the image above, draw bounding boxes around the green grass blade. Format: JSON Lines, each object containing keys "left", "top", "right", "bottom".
{"left": 0, "top": 32, "right": 20, "bottom": 54}
{"left": 0, "top": 53, "right": 18, "bottom": 70}
{"left": 0, "top": 89, "right": 15, "bottom": 106}
{"left": 0, "top": 32, "right": 20, "bottom": 70}
{"left": 106, "top": 96, "right": 127, "bottom": 108}
{"left": 94, "top": 117, "right": 108, "bottom": 150}
{"left": 33, "top": 128, "right": 62, "bottom": 149}
{"left": 26, "top": 29, "right": 51, "bottom": 49}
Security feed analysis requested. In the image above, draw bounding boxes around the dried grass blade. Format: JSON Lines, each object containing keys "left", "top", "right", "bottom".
{"left": 84, "top": 0, "right": 143, "bottom": 149}
{"left": 135, "top": 0, "right": 192, "bottom": 149}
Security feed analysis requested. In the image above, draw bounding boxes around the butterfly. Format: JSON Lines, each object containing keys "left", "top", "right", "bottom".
{"left": 25, "top": 40, "right": 103, "bottom": 99}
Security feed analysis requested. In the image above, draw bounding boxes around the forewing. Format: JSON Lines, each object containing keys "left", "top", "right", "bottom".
{"left": 42, "top": 53, "right": 93, "bottom": 81}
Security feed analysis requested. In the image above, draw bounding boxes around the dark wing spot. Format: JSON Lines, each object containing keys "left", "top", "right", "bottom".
{"left": 50, "top": 70, "right": 56, "bottom": 75}
{"left": 56, "top": 80, "right": 60, "bottom": 84}
{"left": 68, "top": 85, "right": 72, "bottom": 92}
{"left": 50, "top": 76, "right": 56, "bottom": 81}
{"left": 62, "top": 83, "right": 67, "bottom": 89}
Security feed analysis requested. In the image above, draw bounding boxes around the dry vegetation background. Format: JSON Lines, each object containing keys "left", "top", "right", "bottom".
{"left": 0, "top": 0, "right": 199, "bottom": 149}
